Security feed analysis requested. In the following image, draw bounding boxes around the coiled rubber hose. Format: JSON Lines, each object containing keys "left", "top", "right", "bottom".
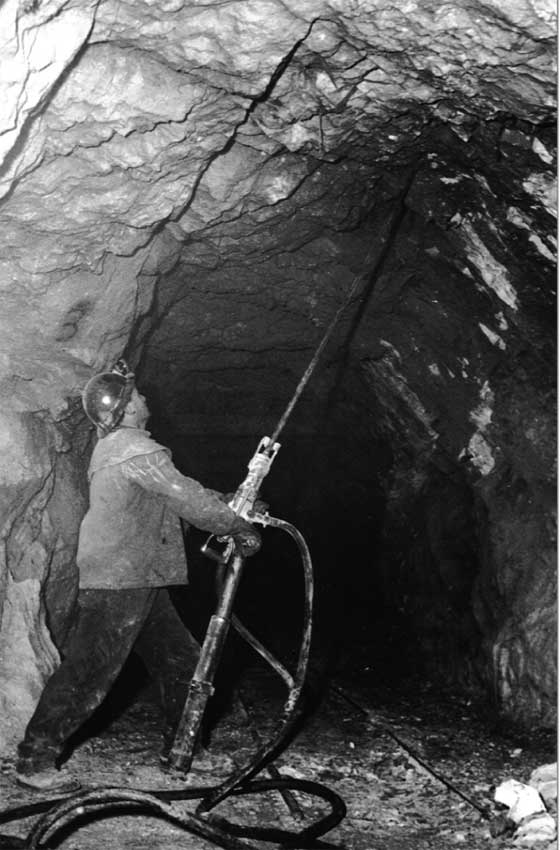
{"left": 0, "top": 518, "right": 346, "bottom": 849}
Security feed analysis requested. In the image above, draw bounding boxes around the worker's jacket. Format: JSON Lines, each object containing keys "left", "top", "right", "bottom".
{"left": 77, "top": 427, "right": 249, "bottom": 589}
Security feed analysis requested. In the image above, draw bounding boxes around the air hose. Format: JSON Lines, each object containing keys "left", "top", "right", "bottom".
{"left": 0, "top": 517, "right": 347, "bottom": 850}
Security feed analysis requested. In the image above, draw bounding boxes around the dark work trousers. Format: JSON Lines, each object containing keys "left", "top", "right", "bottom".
{"left": 17, "top": 587, "right": 201, "bottom": 771}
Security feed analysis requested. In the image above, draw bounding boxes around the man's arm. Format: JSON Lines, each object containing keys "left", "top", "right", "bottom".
{"left": 123, "top": 450, "right": 253, "bottom": 537}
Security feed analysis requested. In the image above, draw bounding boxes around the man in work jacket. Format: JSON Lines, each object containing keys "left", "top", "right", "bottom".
{"left": 16, "top": 360, "right": 261, "bottom": 792}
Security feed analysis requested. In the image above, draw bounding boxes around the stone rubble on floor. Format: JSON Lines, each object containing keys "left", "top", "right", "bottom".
{"left": 494, "top": 762, "right": 557, "bottom": 849}
{"left": 530, "top": 764, "right": 558, "bottom": 808}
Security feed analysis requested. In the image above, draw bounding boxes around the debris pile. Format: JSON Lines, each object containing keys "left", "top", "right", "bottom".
{"left": 495, "top": 762, "right": 557, "bottom": 848}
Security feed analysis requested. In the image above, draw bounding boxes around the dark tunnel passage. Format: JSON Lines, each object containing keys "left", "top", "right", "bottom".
{"left": 127, "top": 262, "right": 479, "bottom": 709}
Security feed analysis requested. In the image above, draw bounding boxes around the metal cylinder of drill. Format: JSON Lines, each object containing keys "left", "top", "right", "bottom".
{"left": 168, "top": 550, "right": 246, "bottom": 774}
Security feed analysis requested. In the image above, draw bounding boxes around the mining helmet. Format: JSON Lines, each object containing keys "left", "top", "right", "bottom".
{"left": 82, "top": 359, "right": 135, "bottom": 436}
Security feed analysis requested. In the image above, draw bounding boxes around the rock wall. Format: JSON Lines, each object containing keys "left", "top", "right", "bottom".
{"left": 355, "top": 137, "right": 556, "bottom": 721}
{"left": 0, "top": 407, "right": 92, "bottom": 750}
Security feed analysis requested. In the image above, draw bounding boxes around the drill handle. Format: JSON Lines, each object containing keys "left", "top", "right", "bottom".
{"left": 229, "top": 435, "right": 280, "bottom": 520}
{"left": 201, "top": 436, "right": 280, "bottom": 563}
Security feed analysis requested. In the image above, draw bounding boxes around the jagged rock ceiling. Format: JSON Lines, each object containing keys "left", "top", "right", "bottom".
{"left": 0, "top": 0, "right": 556, "bottom": 750}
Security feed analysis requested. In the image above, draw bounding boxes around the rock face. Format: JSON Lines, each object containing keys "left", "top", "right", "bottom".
{"left": 0, "top": 0, "right": 556, "bottom": 750}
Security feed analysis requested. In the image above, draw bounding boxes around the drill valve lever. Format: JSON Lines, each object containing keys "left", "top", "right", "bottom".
{"left": 202, "top": 435, "right": 280, "bottom": 562}
{"left": 228, "top": 436, "right": 280, "bottom": 519}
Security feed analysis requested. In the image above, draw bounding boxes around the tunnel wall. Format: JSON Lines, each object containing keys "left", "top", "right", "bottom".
{"left": 0, "top": 409, "right": 91, "bottom": 751}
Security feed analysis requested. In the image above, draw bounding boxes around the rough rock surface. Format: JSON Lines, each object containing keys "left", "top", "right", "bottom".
{"left": 0, "top": 0, "right": 556, "bottom": 751}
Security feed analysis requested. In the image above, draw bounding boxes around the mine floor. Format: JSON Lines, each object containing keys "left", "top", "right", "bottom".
{"left": 0, "top": 647, "right": 555, "bottom": 849}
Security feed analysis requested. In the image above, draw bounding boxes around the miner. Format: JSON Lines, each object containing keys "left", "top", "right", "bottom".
{"left": 16, "top": 360, "right": 261, "bottom": 792}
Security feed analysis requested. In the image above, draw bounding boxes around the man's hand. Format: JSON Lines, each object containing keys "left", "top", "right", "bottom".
{"left": 233, "top": 527, "right": 261, "bottom": 557}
